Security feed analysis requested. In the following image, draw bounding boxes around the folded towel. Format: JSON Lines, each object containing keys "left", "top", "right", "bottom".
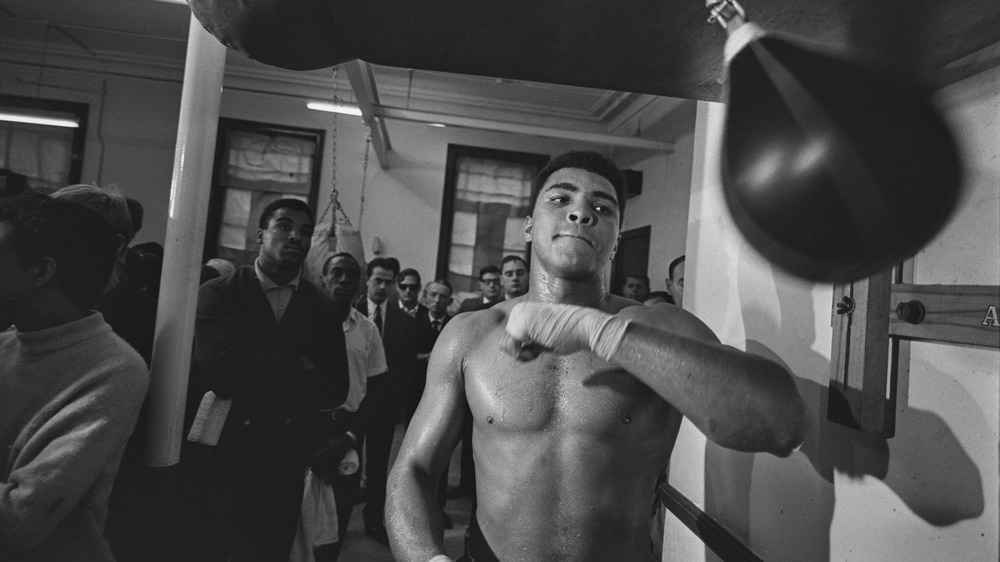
{"left": 186, "top": 391, "right": 232, "bottom": 446}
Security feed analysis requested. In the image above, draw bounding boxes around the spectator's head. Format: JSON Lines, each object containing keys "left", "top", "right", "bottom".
{"left": 667, "top": 255, "right": 685, "bottom": 308}
{"left": 255, "top": 198, "right": 313, "bottom": 271}
{"left": 206, "top": 258, "right": 236, "bottom": 278}
{"left": 644, "top": 291, "right": 674, "bottom": 306}
{"left": 500, "top": 255, "right": 529, "bottom": 298}
{"left": 424, "top": 279, "right": 453, "bottom": 317}
{"left": 125, "top": 196, "right": 144, "bottom": 236}
{"left": 52, "top": 184, "right": 133, "bottom": 292}
{"left": 0, "top": 193, "right": 119, "bottom": 328}
{"left": 322, "top": 252, "right": 362, "bottom": 308}
{"left": 622, "top": 274, "right": 650, "bottom": 302}
{"left": 366, "top": 256, "right": 400, "bottom": 305}
{"left": 477, "top": 264, "right": 502, "bottom": 301}
{"left": 531, "top": 151, "right": 626, "bottom": 222}
{"left": 397, "top": 268, "right": 422, "bottom": 309}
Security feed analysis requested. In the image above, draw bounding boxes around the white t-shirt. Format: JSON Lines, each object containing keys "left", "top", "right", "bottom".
{"left": 339, "top": 307, "right": 388, "bottom": 412}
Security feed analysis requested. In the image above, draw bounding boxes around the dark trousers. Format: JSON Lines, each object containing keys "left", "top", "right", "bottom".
{"left": 362, "top": 411, "right": 397, "bottom": 527}
{"left": 456, "top": 512, "right": 499, "bottom": 562}
{"left": 196, "top": 422, "right": 311, "bottom": 562}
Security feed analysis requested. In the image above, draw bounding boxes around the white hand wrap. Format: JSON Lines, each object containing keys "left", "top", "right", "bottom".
{"left": 589, "top": 313, "right": 631, "bottom": 362}
{"left": 506, "top": 302, "right": 631, "bottom": 361}
{"left": 427, "top": 556, "right": 453, "bottom": 562}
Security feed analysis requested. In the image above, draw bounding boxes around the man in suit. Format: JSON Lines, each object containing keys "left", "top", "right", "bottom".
{"left": 397, "top": 268, "right": 425, "bottom": 318}
{"left": 192, "top": 198, "right": 350, "bottom": 561}
{"left": 456, "top": 265, "right": 503, "bottom": 313}
{"left": 411, "top": 279, "right": 456, "bottom": 526}
{"left": 499, "top": 255, "right": 529, "bottom": 300}
{"left": 355, "top": 256, "right": 417, "bottom": 545}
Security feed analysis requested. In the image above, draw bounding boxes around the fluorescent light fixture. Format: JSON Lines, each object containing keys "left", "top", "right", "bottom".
{"left": 0, "top": 112, "right": 79, "bottom": 128}
{"left": 153, "top": 0, "right": 189, "bottom": 5}
{"left": 428, "top": 123, "right": 446, "bottom": 128}
{"left": 306, "top": 102, "right": 362, "bottom": 116}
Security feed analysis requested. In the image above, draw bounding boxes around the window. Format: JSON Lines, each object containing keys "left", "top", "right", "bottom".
{"left": 436, "top": 145, "right": 548, "bottom": 294}
{"left": 203, "top": 118, "right": 324, "bottom": 267}
{"left": 0, "top": 95, "right": 87, "bottom": 193}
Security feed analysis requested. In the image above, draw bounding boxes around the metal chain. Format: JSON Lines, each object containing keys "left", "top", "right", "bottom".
{"left": 358, "top": 130, "right": 371, "bottom": 230}
{"left": 319, "top": 66, "right": 342, "bottom": 225}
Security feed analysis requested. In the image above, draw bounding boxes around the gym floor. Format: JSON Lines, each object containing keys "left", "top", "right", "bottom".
{"left": 339, "top": 423, "right": 471, "bottom": 561}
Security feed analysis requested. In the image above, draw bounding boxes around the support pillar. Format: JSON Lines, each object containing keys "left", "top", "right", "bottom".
{"left": 143, "top": 15, "right": 226, "bottom": 467}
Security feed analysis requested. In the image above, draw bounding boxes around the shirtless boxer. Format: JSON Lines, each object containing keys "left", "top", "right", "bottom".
{"left": 386, "top": 151, "right": 807, "bottom": 562}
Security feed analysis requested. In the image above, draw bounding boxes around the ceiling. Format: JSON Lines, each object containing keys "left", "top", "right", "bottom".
{"left": 3, "top": 0, "right": 999, "bottom": 154}
{"left": 0, "top": 0, "right": 684, "bottom": 140}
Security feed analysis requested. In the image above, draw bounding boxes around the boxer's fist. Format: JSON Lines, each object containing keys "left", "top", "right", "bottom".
{"left": 501, "top": 302, "right": 629, "bottom": 362}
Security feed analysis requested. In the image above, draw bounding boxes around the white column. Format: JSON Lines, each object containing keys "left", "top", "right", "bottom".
{"left": 143, "top": 14, "right": 226, "bottom": 466}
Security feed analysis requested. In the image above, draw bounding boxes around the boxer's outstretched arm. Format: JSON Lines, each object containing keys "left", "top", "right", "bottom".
{"left": 386, "top": 315, "right": 470, "bottom": 562}
{"left": 501, "top": 302, "right": 807, "bottom": 457}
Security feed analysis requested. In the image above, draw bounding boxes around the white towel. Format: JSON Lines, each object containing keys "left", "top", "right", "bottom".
{"left": 289, "top": 469, "right": 339, "bottom": 562}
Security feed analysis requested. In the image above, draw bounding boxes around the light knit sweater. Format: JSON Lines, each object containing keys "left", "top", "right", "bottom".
{"left": 0, "top": 313, "right": 149, "bottom": 561}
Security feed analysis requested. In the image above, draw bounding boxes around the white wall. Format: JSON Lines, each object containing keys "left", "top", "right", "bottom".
{"left": 669, "top": 64, "right": 999, "bottom": 561}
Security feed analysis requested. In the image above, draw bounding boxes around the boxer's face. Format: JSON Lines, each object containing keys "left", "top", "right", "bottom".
{"left": 525, "top": 167, "right": 620, "bottom": 278}
{"left": 258, "top": 207, "right": 312, "bottom": 269}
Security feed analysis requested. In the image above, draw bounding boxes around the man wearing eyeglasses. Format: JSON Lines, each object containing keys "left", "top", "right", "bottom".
{"left": 397, "top": 268, "right": 426, "bottom": 318}
{"left": 457, "top": 265, "right": 503, "bottom": 314}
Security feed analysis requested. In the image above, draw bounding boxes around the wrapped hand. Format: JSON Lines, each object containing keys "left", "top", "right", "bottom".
{"left": 501, "top": 302, "right": 630, "bottom": 362}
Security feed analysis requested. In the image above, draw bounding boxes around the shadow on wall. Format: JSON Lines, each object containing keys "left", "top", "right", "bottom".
{"left": 703, "top": 262, "right": 984, "bottom": 561}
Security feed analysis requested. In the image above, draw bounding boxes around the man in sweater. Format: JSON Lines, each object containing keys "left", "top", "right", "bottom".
{"left": 0, "top": 193, "right": 149, "bottom": 560}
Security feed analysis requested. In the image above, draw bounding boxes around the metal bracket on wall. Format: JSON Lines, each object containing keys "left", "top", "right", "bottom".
{"left": 829, "top": 275, "right": 999, "bottom": 436}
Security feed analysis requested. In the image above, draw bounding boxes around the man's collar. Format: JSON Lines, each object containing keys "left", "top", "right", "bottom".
{"left": 367, "top": 298, "right": 384, "bottom": 314}
{"left": 254, "top": 258, "right": 301, "bottom": 291}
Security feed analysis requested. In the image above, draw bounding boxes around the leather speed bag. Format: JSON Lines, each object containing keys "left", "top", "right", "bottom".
{"left": 721, "top": 24, "right": 963, "bottom": 283}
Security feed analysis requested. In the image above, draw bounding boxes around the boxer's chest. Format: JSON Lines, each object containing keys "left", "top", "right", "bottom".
{"left": 464, "top": 340, "right": 662, "bottom": 434}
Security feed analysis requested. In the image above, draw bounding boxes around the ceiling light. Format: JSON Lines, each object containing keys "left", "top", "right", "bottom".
{"left": 153, "top": 0, "right": 189, "bottom": 5}
{"left": 0, "top": 112, "right": 80, "bottom": 128}
{"left": 306, "top": 102, "right": 362, "bottom": 116}
{"left": 428, "top": 123, "right": 446, "bottom": 128}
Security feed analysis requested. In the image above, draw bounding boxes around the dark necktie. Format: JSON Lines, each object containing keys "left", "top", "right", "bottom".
{"left": 373, "top": 305, "right": 383, "bottom": 335}
{"left": 432, "top": 318, "right": 442, "bottom": 333}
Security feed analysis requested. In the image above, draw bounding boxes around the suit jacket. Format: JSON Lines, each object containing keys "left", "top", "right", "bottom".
{"left": 193, "top": 267, "right": 349, "bottom": 446}
{"left": 414, "top": 311, "right": 452, "bottom": 358}
{"left": 457, "top": 296, "right": 501, "bottom": 314}
{"left": 355, "top": 299, "right": 417, "bottom": 412}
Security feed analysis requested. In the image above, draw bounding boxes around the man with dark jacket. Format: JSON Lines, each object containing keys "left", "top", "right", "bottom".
{"left": 192, "top": 198, "right": 349, "bottom": 561}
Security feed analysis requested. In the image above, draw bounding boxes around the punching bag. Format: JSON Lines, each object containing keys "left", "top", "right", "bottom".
{"left": 717, "top": 14, "right": 963, "bottom": 282}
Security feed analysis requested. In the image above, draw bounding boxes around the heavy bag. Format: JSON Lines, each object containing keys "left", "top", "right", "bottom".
{"left": 303, "top": 221, "right": 367, "bottom": 284}
{"left": 721, "top": 23, "right": 963, "bottom": 283}
{"left": 189, "top": 0, "right": 351, "bottom": 70}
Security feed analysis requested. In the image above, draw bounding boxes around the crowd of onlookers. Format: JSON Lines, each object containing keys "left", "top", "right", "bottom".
{"left": 0, "top": 182, "right": 685, "bottom": 561}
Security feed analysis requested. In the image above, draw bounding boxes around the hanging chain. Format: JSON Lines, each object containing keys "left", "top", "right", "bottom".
{"left": 319, "top": 66, "right": 344, "bottom": 226}
{"left": 358, "top": 131, "right": 371, "bottom": 231}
